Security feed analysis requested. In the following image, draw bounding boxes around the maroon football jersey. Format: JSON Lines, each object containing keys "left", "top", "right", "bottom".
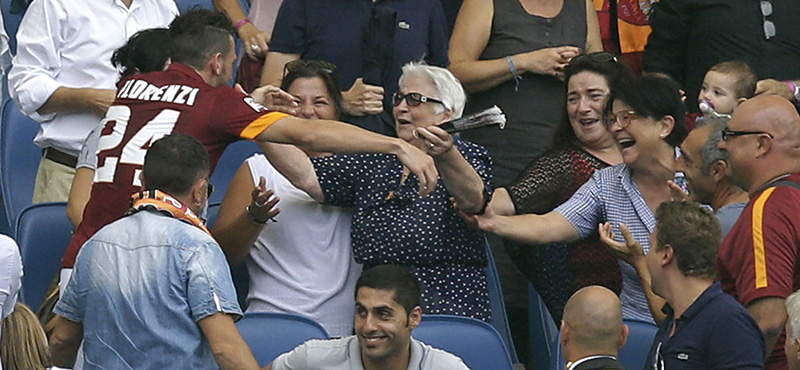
{"left": 63, "top": 63, "right": 287, "bottom": 268}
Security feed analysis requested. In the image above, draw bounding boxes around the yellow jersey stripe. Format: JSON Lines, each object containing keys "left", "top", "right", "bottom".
{"left": 240, "top": 112, "right": 290, "bottom": 140}
{"left": 752, "top": 187, "right": 776, "bottom": 289}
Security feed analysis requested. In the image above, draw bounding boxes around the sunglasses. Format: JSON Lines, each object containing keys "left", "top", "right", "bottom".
{"left": 392, "top": 92, "right": 445, "bottom": 107}
{"left": 604, "top": 110, "right": 638, "bottom": 129}
{"left": 283, "top": 59, "right": 337, "bottom": 77}
{"left": 206, "top": 181, "right": 214, "bottom": 198}
{"left": 721, "top": 129, "right": 774, "bottom": 141}
{"left": 761, "top": 0, "right": 775, "bottom": 39}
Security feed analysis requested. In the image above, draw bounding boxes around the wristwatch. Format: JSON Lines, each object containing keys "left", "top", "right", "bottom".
{"left": 786, "top": 80, "right": 800, "bottom": 103}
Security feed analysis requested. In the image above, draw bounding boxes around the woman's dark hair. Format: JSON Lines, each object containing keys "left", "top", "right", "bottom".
{"left": 551, "top": 52, "right": 636, "bottom": 148}
{"left": 607, "top": 73, "right": 688, "bottom": 147}
{"left": 111, "top": 28, "right": 171, "bottom": 82}
{"left": 280, "top": 60, "right": 343, "bottom": 119}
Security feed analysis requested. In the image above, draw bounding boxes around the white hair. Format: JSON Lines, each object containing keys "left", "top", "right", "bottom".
{"left": 398, "top": 61, "right": 466, "bottom": 118}
{"left": 787, "top": 290, "right": 800, "bottom": 340}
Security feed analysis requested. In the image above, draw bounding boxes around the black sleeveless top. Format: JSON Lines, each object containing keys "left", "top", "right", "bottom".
{"left": 461, "top": 0, "right": 587, "bottom": 186}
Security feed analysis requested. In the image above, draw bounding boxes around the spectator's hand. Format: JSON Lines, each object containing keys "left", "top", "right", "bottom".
{"left": 251, "top": 84, "right": 299, "bottom": 116}
{"left": 517, "top": 46, "right": 580, "bottom": 80}
{"left": 455, "top": 200, "right": 498, "bottom": 231}
{"left": 86, "top": 89, "right": 117, "bottom": 117}
{"left": 755, "top": 78, "right": 794, "bottom": 100}
{"left": 415, "top": 125, "right": 454, "bottom": 157}
{"left": 238, "top": 22, "right": 270, "bottom": 60}
{"left": 249, "top": 176, "right": 280, "bottom": 223}
{"left": 342, "top": 78, "right": 384, "bottom": 116}
{"left": 598, "top": 222, "right": 644, "bottom": 265}
{"left": 395, "top": 140, "right": 438, "bottom": 196}
{"left": 667, "top": 180, "right": 689, "bottom": 201}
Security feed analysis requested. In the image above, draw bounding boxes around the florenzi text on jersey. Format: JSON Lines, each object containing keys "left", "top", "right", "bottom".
{"left": 117, "top": 80, "right": 200, "bottom": 106}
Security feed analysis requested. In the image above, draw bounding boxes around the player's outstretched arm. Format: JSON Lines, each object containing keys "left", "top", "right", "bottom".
{"left": 257, "top": 117, "right": 438, "bottom": 196}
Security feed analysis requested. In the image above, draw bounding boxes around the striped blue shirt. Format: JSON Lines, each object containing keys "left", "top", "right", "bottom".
{"left": 555, "top": 163, "right": 667, "bottom": 323}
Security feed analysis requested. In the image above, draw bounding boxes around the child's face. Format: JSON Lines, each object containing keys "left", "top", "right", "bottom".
{"left": 698, "top": 71, "right": 742, "bottom": 115}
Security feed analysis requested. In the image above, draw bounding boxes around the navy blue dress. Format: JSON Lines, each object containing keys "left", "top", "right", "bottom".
{"left": 311, "top": 139, "right": 493, "bottom": 321}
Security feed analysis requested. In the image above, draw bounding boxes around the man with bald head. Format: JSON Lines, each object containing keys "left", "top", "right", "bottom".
{"left": 718, "top": 95, "right": 800, "bottom": 370}
{"left": 677, "top": 116, "right": 749, "bottom": 236}
{"left": 642, "top": 200, "right": 764, "bottom": 370}
{"left": 560, "top": 286, "right": 628, "bottom": 370}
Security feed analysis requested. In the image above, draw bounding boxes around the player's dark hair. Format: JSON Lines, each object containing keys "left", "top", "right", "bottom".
{"left": 143, "top": 134, "right": 209, "bottom": 196}
{"left": 112, "top": 28, "right": 171, "bottom": 82}
{"left": 168, "top": 8, "right": 235, "bottom": 70}
{"left": 356, "top": 265, "right": 421, "bottom": 315}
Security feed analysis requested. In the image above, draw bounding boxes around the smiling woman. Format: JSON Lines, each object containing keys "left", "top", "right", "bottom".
{"left": 253, "top": 61, "right": 494, "bottom": 322}
{"left": 469, "top": 73, "right": 688, "bottom": 325}
{"left": 485, "top": 52, "right": 633, "bottom": 323}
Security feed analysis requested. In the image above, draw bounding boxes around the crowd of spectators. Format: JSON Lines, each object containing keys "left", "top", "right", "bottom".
{"left": 1, "top": 0, "right": 800, "bottom": 369}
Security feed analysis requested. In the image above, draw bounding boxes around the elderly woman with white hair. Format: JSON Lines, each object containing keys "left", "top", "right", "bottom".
{"left": 266, "top": 61, "right": 493, "bottom": 321}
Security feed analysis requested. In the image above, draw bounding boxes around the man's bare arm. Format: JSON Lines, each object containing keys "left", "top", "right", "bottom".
{"left": 38, "top": 87, "right": 116, "bottom": 117}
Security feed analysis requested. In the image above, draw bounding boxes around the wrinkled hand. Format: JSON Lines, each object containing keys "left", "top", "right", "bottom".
{"left": 250, "top": 84, "right": 299, "bottom": 115}
{"left": 415, "top": 125, "right": 454, "bottom": 157}
{"left": 342, "top": 78, "right": 384, "bottom": 116}
{"left": 598, "top": 222, "right": 644, "bottom": 265}
{"left": 517, "top": 46, "right": 580, "bottom": 80}
{"left": 454, "top": 198, "right": 497, "bottom": 232}
{"left": 249, "top": 176, "right": 280, "bottom": 222}
{"left": 667, "top": 180, "right": 689, "bottom": 201}
{"left": 755, "top": 78, "right": 794, "bottom": 100}
{"left": 396, "top": 140, "right": 438, "bottom": 196}
{"left": 238, "top": 23, "right": 270, "bottom": 60}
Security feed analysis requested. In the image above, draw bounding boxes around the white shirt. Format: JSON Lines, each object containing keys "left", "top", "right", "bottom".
{"left": 0, "top": 235, "right": 23, "bottom": 370}
{"left": 270, "top": 336, "right": 471, "bottom": 370}
{"left": 566, "top": 355, "right": 620, "bottom": 370}
{"left": 8, "top": 0, "right": 177, "bottom": 156}
{"left": 244, "top": 154, "right": 360, "bottom": 337}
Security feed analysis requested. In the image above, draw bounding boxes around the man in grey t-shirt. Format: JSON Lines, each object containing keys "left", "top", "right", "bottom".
{"left": 268, "top": 265, "right": 470, "bottom": 370}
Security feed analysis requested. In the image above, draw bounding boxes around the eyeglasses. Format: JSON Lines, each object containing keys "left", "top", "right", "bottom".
{"left": 206, "top": 182, "right": 214, "bottom": 198}
{"left": 283, "top": 59, "right": 336, "bottom": 77}
{"left": 721, "top": 129, "right": 774, "bottom": 141}
{"left": 392, "top": 92, "right": 445, "bottom": 107}
{"left": 605, "top": 110, "right": 639, "bottom": 129}
{"left": 761, "top": 0, "right": 776, "bottom": 39}
{"left": 570, "top": 51, "right": 618, "bottom": 66}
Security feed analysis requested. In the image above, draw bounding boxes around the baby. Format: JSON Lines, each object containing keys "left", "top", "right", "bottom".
{"left": 698, "top": 61, "right": 757, "bottom": 117}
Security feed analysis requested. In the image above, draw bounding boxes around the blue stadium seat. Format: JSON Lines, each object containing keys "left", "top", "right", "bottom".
{"left": 413, "top": 314, "right": 515, "bottom": 370}
{"left": 205, "top": 201, "right": 250, "bottom": 309}
{"left": 208, "top": 140, "right": 260, "bottom": 204}
{"left": 483, "top": 237, "right": 518, "bottom": 363}
{"left": 175, "top": 0, "right": 249, "bottom": 14}
{"left": 1, "top": 0, "right": 28, "bottom": 53}
{"left": 15, "top": 202, "right": 71, "bottom": 310}
{"left": 0, "top": 98, "right": 41, "bottom": 235}
{"left": 174, "top": 0, "right": 213, "bottom": 13}
{"left": 618, "top": 319, "right": 658, "bottom": 370}
{"left": 530, "top": 284, "right": 559, "bottom": 368}
{"left": 236, "top": 312, "right": 330, "bottom": 366}
{"left": 550, "top": 318, "right": 658, "bottom": 370}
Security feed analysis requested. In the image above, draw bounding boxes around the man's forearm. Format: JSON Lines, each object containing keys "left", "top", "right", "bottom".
{"left": 49, "top": 316, "right": 83, "bottom": 368}
{"left": 748, "top": 297, "right": 788, "bottom": 356}
{"left": 38, "top": 87, "right": 116, "bottom": 117}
